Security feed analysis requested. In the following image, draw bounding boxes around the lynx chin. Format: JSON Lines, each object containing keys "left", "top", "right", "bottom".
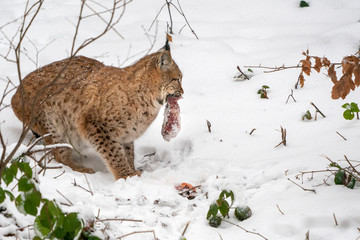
{"left": 11, "top": 42, "right": 183, "bottom": 180}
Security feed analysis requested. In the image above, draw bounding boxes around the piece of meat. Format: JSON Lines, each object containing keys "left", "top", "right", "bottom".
{"left": 161, "top": 96, "right": 181, "bottom": 141}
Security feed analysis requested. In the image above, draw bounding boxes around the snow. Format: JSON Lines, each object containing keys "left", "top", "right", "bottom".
{"left": 1, "top": 0, "right": 360, "bottom": 239}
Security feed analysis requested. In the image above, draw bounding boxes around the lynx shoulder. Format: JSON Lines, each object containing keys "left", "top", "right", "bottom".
{"left": 11, "top": 45, "right": 183, "bottom": 179}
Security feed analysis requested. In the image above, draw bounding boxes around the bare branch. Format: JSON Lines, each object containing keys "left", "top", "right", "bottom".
{"left": 118, "top": 230, "right": 157, "bottom": 240}
{"left": 287, "top": 178, "right": 316, "bottom": 193}
{"left": 56, "top": 190, "right": 73, "bottom": 206}
{"left": 222, "top": 219, "right": 269, "bottom": 240}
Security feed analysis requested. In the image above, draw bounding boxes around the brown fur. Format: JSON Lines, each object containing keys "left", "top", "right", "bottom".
{"left": 11, "top": 48, "right": 183, "bottom": 179}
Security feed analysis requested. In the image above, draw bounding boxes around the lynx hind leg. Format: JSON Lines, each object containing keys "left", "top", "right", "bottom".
{"left": 44, "top": 123, "right": 94, "bottom": 174}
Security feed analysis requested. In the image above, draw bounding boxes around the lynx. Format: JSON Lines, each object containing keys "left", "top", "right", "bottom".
{"left": 11, "top": 43, "right": 183, "bottom": 179}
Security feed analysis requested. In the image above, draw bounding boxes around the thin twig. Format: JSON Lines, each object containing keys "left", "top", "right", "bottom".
{"left": 276, "top": 204, "right": 284, "bottom": 215}
{"left": 336, "top": 131, "right": 347, "bottom": 141}
{"left": 118, "top": 230, "right": 156, "bottom": 240}
{"left": 333, "top": 213, "right": 338, "bottom": 226}
{"left": 286, "top": 89, "right": 296, "bottom": 103}
{"left": 237, "top": 66, "right": 250, "bottom": 80}
{"left": 56, "top": 190, "right": 73, "bottom": 206}
{"left": 166, "top": 0, "right": 173, "bottom": 34}
{"left": 222, "top": 219, "right": 268, "bottom": 240}
{"left": 181, "top": 221, "right": 190, "bottom": 236}
{"left": 83, "top": 173, "right": 94, "bottom": 196}
{"left": 72, "top": 178, "right": 93, "bottom": 194}
{"left": 206, "top": 120, "right": 212, "bottom": 133}
{"left": 287, "top": 178, "right": 316, "bottom": 193}
{"left": 249, "top": 128, "right": 256, "bottom": 135}
{"left": 310, "top": 102, "right": 326, "bottom": 118}
{"left": 344, "top": 155, "right": 360, "bottom": 177}
{"left": 99, "top": 218, "right": 142, "bottom": 223}
{"left": 275, "top": 126, "right": 286, "bottom": 148}
{"left": 53, "top": 170, "right": 66, "bottom": 179}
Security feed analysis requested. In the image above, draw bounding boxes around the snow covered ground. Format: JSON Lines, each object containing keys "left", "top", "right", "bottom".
{"left": 1, "top": 0, "right": 360, "bottom": 239}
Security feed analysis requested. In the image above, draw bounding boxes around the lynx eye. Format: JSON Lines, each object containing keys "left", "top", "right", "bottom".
{"left": 171, "top": 78, "right": 181, "bottom": 84}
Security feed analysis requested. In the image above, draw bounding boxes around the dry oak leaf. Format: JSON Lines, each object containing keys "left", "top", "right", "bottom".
{"left": 331, "top": 74, "right": 354, "bottom": 99}
{"left": 322, "top": 57, "right": 331, "bottom": 68}
{"left": 299, "top": 72, "right": 305, "bottom": 88}
{"left": 342, "top": 57, "right": 356, "bottom": 75}
{"left": 314, "top": 57, "right": 322, "bottom": 73}
{"left": 354, "top": 66, "right": 360, "bottom": 87}
{"left": 328, "top": 64, "right": 338, "bottom": 84}
{"left": 301, "top": 57, "right": 312, "bottom": 76}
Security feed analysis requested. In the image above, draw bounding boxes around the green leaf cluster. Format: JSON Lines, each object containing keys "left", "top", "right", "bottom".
{"left": 334, "top": 170, "right": 356, "bottom": 189}
{"left": 330, "top": 162, "right": 357, "bottom": 189}
{"left": 257, "top": 85, "right": 269, "bottom": 99}
{"left": 34, "top": 200, "right": 84, "bottom": 240}
{"left": 302, "top": 110, "right": 312, "bottom": 121}
{"left": 206, "top": 190, "right": 252, "bottom": 228}
{"left": 299, "top": 1, "right": 310, "bottom": 8}
{"left": 0, "top": 156, "right": 100, "bottom": 239}
{"left": 342, "top": 102, "right": 359, "bottom": 120}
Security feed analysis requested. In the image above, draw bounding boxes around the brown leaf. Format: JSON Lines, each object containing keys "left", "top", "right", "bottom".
{"left": 342, "top": 60, "right": 354, "bottom": 75}
{"left": 328, "top": 64, "right": 337, "bottom": 84}
{"left": 354, "top": 66, "right": 360, "bottom": 87}
{"left": 166, "top": 34, "right": 173, "bottom": 43}
{"left": 331, "top": 74, "right": 353, "bottom": 99}
{"left": 314, "top": 57, "right": 322, "bottom": 73}
{"left": 301, "top": 57, "right": 311, "bottom": 76}
{"left": 322, "top": 57, "right": 331, "bottom": 67}
{"left": 299, "top": 73, "right": 305, "bottom": 88}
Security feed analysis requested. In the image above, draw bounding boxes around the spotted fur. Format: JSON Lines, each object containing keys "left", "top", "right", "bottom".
{"left": 11, "top": 47, "right": 183, "bottom": 179}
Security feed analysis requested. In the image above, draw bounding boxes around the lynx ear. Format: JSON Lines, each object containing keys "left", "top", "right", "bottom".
{"left": 158, "top": 51, "right": 172, "bottom": 71}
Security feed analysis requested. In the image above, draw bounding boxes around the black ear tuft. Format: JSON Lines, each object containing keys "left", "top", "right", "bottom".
{"left": 164, "top": 38, "right": 170, "bottom": 51}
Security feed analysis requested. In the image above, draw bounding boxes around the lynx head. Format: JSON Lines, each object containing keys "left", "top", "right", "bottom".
{"left": 156, "top": 44, "right": 183, "bottom": 105}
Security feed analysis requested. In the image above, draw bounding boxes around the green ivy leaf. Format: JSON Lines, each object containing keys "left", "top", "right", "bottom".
{"left": 208, "top": 216, "right": 222, "bottom": 228}
{"left": 299, "top": 1, "right": 310, "bottom": 8}
{"left": 350, "top": 102, "right": 359, "bottom": 112}
{"left": 235, "top": 206, "right": 252, "bottom": 221}
{"left": 262, "top": 85, "right": 270, "bottom": 89}
{"left": 18, "top": 176, "right": 34, "bottom": 192}
{"left": 206, "top": 203, "right": 219, "bottom": 219}
{"left": 17, "top": 161, "right": 32, "bottom": 178}
{"left": 343, "top": 109, "right": 354, "bottom": 120}
{"left": 24, "top": 191, "right": 41, "bottom": 216}
{"left": 4, "top": 190, "right": 15, "bottom": 201}
{"left": 342, "top": 103, "right": 350, "bottom": 109}
{"left": 33, "top": 237, "right": 42, "bottom": 240}
{"left": 247, "top": 68, "right": 253, "bottom": 73}
{"left": 347, "top": 177, "right": 356, "bottom": 189}
{"left": 257, "top": 89, "right": 262, "bottom": 94}
{"left": 39, "top": 200, "right": 63, "bottom": 231}
{"left": 63, "top": 212, "right": 82, "bottom": 233}
{"left": 0, "top": 188, "right": 5, "bottom": 203}
{"left": 329, "top": 162, "right": 341, "bottom": 170}
{"left": 334, "top": 170, "right": 345, "bottom": 185}
{"left": 219, "top": 190, "right": 234, "bottom": 206}
{"left": 53, "top": 227, "right": 67, "bottom": 239}
{"left": 302, "top": 110, "right": 312, "bottom": 120}
{"left": 15, "top": 195, "right": 26, "bottom": 215}
{"left": 2, "top": 163, "right": 18, "bottom": 186}
{"left": 34, "top": 215, "right": 51, "bottom": 239}
{"left": 217, "top": 199, "right": 230, "bottom": 218}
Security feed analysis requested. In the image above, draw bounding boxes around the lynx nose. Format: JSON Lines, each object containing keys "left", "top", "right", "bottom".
{"left": 175, "top": 87, "right": 184, "bottom": 97}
